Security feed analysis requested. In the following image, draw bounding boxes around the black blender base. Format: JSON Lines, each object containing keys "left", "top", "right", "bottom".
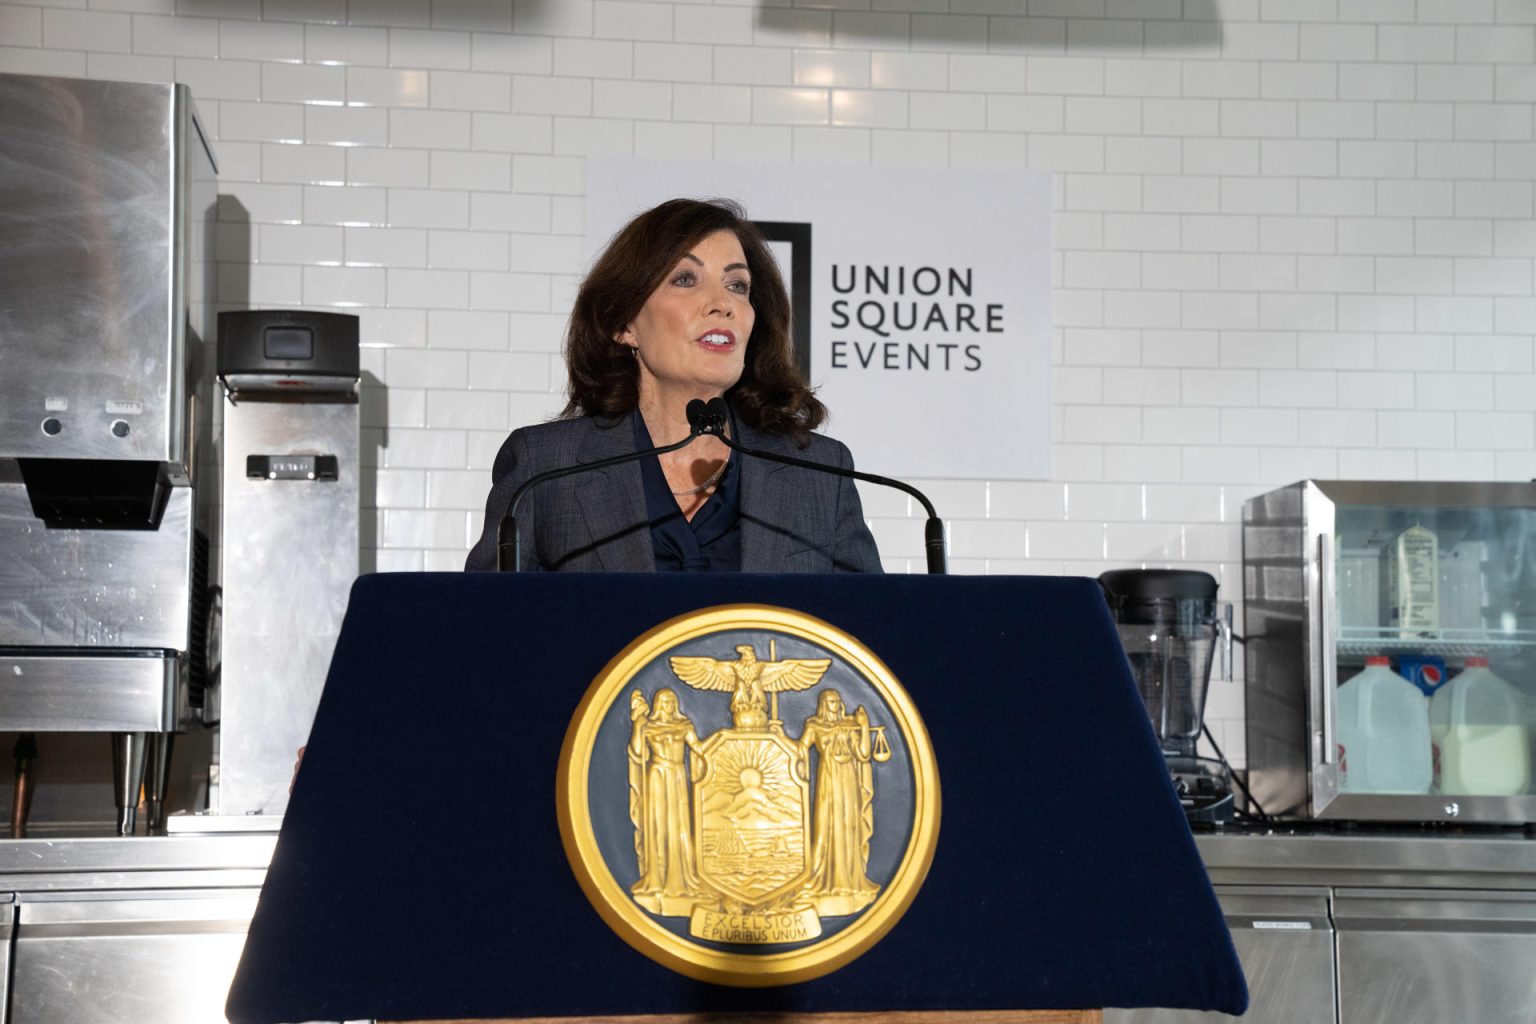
{"left": 1183, "top": 788, "right": 1236, "bottom": 824}
{"left": 1169, "top": 756, "right": 1236, "bottom": 824}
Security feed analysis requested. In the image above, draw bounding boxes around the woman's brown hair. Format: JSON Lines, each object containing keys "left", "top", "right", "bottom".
{"left": 562, "top": 198, "right": 825, "bottom": 441}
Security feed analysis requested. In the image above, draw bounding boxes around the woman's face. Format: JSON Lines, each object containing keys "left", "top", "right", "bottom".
{"left": 617, "top": 229, "right": 755, "bottom": 403}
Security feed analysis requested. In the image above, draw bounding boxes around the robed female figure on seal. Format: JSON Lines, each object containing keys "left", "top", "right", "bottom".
{"left": 798, "top": 689, "right": 880, "bottom": 916}
{"left": 628, "top": 688, "right": 708, "bottom": 915}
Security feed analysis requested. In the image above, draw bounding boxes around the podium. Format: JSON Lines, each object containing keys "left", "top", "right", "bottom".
{"left": 226, "top": 574, "right": 1247, "bottom": 1023}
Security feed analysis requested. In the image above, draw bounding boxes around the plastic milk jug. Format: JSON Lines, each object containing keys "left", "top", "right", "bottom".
{"left": 1430, "top": 657, "right": 1530, "bottom": 796}
{"left": 1337, "top": 656, "right": 1432, "bottom": 794}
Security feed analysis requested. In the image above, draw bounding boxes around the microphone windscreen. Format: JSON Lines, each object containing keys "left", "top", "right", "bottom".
{"left": 685, "top": 399, "right": 708, "bottom": 431}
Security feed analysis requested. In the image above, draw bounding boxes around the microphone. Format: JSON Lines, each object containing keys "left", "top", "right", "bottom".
{"left": 495, "top": 418, "right": 704, "bottom": 572}
{"left": 688, "top": 398, "right": 947, "bottom": 575}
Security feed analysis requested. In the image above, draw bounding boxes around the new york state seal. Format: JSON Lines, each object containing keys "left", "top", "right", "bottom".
{"left": 557, "top": 605, "right": 940, "bottom": 986}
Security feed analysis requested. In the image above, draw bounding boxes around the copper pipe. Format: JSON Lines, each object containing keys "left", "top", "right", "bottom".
{"left": 11, "top": 733, "right": 37, "bottom": 838}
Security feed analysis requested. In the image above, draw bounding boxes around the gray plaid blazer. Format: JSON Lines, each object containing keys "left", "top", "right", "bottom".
{"left": 464, "top": 413, "right": 883, "bottom": 573}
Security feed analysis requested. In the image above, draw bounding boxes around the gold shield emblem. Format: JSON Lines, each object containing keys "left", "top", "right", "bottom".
{"left": 557, "top": 605, "right": 940, "bottom": 987}
{"left": 693, "top": 726, "right": 811, "bottom": 910}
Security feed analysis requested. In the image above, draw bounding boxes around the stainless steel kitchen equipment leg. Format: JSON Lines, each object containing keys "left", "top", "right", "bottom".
{"left": 146, "top": 732, "right": 175, "bottom": 832}
{"left": 110, "top": 732, "right": 148, "bottom": 836}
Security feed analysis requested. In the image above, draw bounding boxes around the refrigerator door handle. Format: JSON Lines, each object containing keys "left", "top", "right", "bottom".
{"left": 1319, "top": 531, "right": 1338, "bottom": 765}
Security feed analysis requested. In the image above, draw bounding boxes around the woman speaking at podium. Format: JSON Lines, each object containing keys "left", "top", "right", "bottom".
{"left": 465, "top": 198, "right": 881, "bottom": 574}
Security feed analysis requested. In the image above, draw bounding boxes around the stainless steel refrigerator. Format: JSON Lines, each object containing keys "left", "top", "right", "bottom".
{"left": 1244, "top": 480, "right": 1536, "bottom": 824}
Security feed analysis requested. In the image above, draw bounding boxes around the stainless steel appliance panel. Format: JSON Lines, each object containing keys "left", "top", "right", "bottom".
{"left": 1335, "top": 888, "right": 1536, "bottom": 1024}
{"left": 0, "top": 477, "right": 195, "bottom": 650}
{"left": 1107, "top": 886, "right": 1334, "bottom": 1024}
{"left": 11, "top": 890, "right": 259, "bottom": 1024}
{"left": 0, "top": 73, "right": 206, "bottom": 466}
{"left": 216, "top": 398, "right": 358, "bottom": 815}
{"left": 0, "top": 895, "right": 13, "bottom": 1021}
{"left": 0, "top": 653, "right": 178, "bottom": 731}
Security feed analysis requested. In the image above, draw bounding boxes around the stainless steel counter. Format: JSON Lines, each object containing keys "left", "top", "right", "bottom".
{"left": 7, "top": 828, "right": 1531, "bottom": 893}
{"left": 0, "top": 834, "right": 276, "bottom": 891}
{"left": 0, "top": 833, "right": 277, "bottom": 1024}
{"left": 0, "top": 829, "right": 1533, "bottom": 1024}
{"left": 1194, "top": 828, "right": 1536, "bottom": 890}
{"left": 1112, "top": 828, "right": 1536, "bottom": 1024}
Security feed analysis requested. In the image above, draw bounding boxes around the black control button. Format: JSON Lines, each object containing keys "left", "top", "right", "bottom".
{"left": 41, "top": 418, "right": 62, "bottom": 436}
{"left": 110, "top": 420, "right": 130, "bottom": 438}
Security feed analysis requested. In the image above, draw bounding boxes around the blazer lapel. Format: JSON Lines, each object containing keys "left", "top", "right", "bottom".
{"left": 737, "top": 422, "right": 796, "bottom": 572}
{"left": 573, "top": 415, "right": 654, "bottom": 572}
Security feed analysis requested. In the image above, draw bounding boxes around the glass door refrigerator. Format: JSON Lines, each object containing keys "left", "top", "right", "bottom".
{"left": 1243, "top": 481, "right": 1536, "bottom": 823}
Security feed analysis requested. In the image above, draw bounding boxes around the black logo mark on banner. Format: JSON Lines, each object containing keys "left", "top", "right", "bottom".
{"left": 753, "top": 221, "right": 813, "bottom": 383}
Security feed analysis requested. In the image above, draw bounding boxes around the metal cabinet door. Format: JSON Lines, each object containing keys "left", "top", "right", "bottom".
{"left": 1335, "top": 888, "right": 1536, "bottom": 1024}
{"left": 11, "top": 889, "right": 258, "bottom": 1024}
{"left": 1107, "top": 886, "right": 1335, "bottom": 1024}
{"left": 217, "top": 397, "right": 359, "bottom": 817}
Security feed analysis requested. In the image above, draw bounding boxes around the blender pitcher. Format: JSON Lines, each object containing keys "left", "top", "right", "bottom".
{"left": 1099, "top": 570, "right": 1235, "bottom": 822}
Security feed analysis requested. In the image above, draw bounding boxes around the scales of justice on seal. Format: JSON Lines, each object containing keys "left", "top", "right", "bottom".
{"left": 557, "top": 604, "right": 942, "bottom": 988}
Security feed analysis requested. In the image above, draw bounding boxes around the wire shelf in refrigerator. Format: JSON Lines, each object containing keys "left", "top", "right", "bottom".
{"left": 1336, "top": 627, "right": 1536, "bottom": 659}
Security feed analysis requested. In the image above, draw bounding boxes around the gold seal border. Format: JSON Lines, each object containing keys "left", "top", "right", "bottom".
{"left": 556, "top": 603, "right": 941, "bottom": 988}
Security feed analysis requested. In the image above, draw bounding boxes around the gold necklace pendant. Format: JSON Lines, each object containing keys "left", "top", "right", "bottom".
{"left": 556, "top": 605, "right": 941, "bottom": 987}
{"left": 669, "top": 461, "right": 726, "bottom": 496}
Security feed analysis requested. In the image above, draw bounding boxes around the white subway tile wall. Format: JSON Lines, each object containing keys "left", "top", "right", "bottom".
{"left": 7, "top": 0, "right": 1536, "bottom": 761}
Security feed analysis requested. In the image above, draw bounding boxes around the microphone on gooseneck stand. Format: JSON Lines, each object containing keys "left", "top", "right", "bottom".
{"left": 495, "top": 417, "right": 706, "bottom": 572}
{"left": 687, "top": 398, "right": 948, "bottom": 575}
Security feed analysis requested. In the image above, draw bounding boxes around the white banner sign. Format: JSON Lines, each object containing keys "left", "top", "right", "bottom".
{"left": 586, "top": 161, "right": 1051, "bottom": 480}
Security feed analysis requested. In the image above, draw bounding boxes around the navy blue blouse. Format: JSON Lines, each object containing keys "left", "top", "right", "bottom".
{"left": 633, "top": 411, "right": 742, "bottom": 572}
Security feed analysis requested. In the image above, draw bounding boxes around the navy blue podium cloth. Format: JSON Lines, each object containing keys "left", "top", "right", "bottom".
{"left": 227, "top": 573, "right": 1247, "bottom": 1023}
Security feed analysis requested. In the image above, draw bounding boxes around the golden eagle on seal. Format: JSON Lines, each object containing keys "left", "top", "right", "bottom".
{"left": 669, "top": 645, "right": 831, "bottom": 730}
